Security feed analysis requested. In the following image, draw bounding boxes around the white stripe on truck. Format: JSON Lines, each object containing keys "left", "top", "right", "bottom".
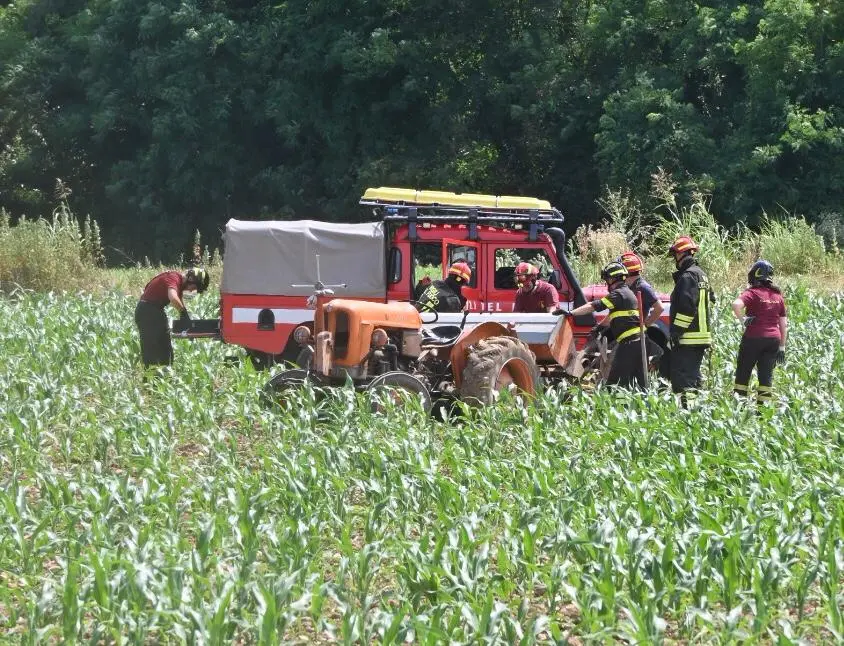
{"left": 232, "top": 308, "right": 314, "bottom": 324}
{"left": 231, "top": 306, "right": 576, "bottom": 326}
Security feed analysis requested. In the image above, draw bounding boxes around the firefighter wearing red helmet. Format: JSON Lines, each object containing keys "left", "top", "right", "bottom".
{"left": 664, "top": 236, "right": 714, "bottom": 404}
{"left": 513, "top": 262, "right": 559, "bottom": 313}
{"left": 416, "top": 261, "right": 471, "bottom": 313}
{"left": 135, "top": 266, "right": 210, "bottom": 368}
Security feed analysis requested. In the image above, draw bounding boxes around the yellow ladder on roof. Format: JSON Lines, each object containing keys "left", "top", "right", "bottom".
{"left": 361, "top": 187, "right": 552, "bottom": 211}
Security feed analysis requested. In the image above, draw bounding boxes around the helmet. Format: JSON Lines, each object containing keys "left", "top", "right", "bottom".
{"left": 448, "top": 261, "right": 472, "bottom": 283}
{"left": 618, "top": 251, "right": 643, "bottom": 275}
{"left": 600, "top": 260, "right": 628, "bottom": 284}
{"left": 515, "top": 262, "right": 540, "bottom": 277}
{"left": 748, "top": 259, "right": 774, "bottom": 285}
{"left": 185, "top": 267, "right": 210, "bottom": 293}
{"left": 667, "top": 235, "right": 699, "bottom": 256}
{"left": 514, "top": 262, "right": 540, "bottom": 286}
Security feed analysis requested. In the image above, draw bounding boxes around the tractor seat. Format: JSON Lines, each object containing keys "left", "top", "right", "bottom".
{"left": 421, "top": 325, "right": 464, "bottom": 345}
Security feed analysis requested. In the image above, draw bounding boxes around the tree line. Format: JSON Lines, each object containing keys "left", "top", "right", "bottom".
{"left": 1, "top": 0, "right": 842, "bottom": 261}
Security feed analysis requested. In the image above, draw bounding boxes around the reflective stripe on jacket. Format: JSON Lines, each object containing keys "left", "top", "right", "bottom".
{"left": 592, "top": 285, "right": 641, "bottom": 344}
{"left": 670, "top": 259, "right": 714, "bottom": 347}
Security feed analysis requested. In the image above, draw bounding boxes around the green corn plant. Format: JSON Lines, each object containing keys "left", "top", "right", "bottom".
{"left": 0, "top": 288, "right": 842, "bottom": 642}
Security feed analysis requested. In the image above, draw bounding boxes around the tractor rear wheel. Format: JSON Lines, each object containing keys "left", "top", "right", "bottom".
{"left": 366, "top": 372, "right": 432, "bottom": 414}
{"left": 460, "top": 336, "right": 540, "bottom": 406}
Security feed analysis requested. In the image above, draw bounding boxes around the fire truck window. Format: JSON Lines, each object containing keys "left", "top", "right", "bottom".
{"left": 446, "top": 245, "right": 478, "bottom": 287}
{"left": 412, "top": 243, "right": 440, "bottom": 283}
{"left": 388, "top": 247, "right": 401, "bottom": 283}
{"left": 494, "top": 248, "right": 556, "bottom": 290}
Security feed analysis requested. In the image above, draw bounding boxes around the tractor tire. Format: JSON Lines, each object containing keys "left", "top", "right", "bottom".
{"left": 460, "top": 336, "right": 541, "bottom": 406}
{"left": 296, "top": 347, "right": 313, "bottom": 369}
{"left": 262, "top": 368, "right": 312, "bottom": 407}
{"left": 366, "top": 371, "right": 432, "bottom": 414}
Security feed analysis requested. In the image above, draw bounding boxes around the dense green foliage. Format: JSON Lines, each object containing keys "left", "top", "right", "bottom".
{"left": 0, "top": 288, "right": 842, "bottom": 642}
{"left": 1, "top": 0, "right": 843, "bottom": 259}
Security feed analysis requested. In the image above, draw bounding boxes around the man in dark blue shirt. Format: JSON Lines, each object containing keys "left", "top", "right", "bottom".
{"left": 619, "top": 251, "right": 664, "bottom": 326}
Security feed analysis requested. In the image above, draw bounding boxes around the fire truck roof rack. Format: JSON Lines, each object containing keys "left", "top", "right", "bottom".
{"left": 360, "top": 187, "right": 564, "bottom": 241}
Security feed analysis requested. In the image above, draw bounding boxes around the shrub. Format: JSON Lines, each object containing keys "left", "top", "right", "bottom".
{"left": 748, "top": 215, "right": 829, "bottom": 276}
{"left": 0, "top": 198, "right": 104, "bottom": 293}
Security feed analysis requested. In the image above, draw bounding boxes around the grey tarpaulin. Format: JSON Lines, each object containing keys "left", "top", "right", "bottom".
{"left": 220, "top": 219, "right": 386, "bottom": 297}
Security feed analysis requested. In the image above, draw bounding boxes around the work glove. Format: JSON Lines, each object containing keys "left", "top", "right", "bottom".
{"left": 776, "top": 347, "right": 785, "bottom": 364}
{"left": 669, "top": 330, "right": 681, "bottom": 349}
{"left": 552, "top": 308, "right": 571, "bottom": 317}
{"left": 179, "top": 308, "right": 191, "bottom": 322}
{"left": 742, "top": 315, "right": 755, "bottom": 328}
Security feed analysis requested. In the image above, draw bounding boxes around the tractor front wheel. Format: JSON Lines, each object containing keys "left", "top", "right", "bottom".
{"left": 365, "top": 371, "right": 432, "bottom": 414}
{"left": 460, "top": 336, "right": 540, "bottom": 406}
{"left": 262, "top": 368, "right": 313, "bottom": 406}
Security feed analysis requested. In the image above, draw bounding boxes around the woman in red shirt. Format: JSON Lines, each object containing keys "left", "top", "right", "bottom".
{"left": 731, "top": 260, "right": 787, "bottom": 404}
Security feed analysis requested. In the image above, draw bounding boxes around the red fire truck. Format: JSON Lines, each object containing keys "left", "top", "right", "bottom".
{"left": 176, "top": 187, "right": 669, "bottom": 367}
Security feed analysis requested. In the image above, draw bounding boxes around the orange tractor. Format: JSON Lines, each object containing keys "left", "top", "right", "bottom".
{"left": 264, "top": 268, "right": 580, "bottom": 411}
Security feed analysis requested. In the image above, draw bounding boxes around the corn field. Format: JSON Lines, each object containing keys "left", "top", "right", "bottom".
{"left": 0, "top": 288, "right": 842, "bottom": 644}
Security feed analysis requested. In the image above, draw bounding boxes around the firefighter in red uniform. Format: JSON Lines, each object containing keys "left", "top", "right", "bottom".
{"left": 731, "top": 260, "right": 787, "bottom": 405}
{"left": 563, "top": 261, "right": 645, "bottom": 389}
{"left": 664, "top": 236, "right": 714, "bottom": 404}
{"left": 416, "top": 262, "right": 471, "bottom": 313}
{"left": 135, "top": 267, "right": 210, "bottom": 368}
{"left": 513, "top": 262, "right": 559, "bottom": 313}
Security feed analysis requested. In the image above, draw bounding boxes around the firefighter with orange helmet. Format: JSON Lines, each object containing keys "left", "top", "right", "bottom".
{"left": 416, "top": 261, "right": 472, "bottom": 312}
{"left": 618, "top": 251, "right": 664, "bottom": 326}
{"left": 664, "top": 236, "right": 714, "bottom": 403}
{"left": 513, "top": 262, "right": 559, "bottom": 313}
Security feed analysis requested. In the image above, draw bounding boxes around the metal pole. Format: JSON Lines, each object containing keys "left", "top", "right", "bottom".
{"left": 637, "top": 289, "right": 649, "bottom": 389}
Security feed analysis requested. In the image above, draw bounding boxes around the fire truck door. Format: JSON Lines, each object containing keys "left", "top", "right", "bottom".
{"left": 441, "top": 239, "right": 481, "bottom": 309}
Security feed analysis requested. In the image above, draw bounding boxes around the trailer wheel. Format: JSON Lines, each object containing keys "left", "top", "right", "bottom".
{"left": 460, "top": 336, "right": 540, "bottom": 406}
{"left": 366, "top": 372, "right": 432, "bottom": 414}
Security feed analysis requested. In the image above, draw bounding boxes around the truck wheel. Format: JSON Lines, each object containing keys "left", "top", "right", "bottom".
{"left": 366, "top": 372, "right": 432, "bottom": 414}
{"left": 460, "top": 336, "right": 540, "bottom": 406}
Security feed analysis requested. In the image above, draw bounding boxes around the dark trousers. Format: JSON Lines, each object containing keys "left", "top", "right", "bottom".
{"left": 734, "top": 336, "right": 778, "bottom": 401}
{"left": 134, "top": 300, "right": 172, "bottom": 368}
{"left": 607, "top": 339, "right": 646, "bottom": 390}
{"left": 660, "top": 345, "right": 706, "bottom": 394}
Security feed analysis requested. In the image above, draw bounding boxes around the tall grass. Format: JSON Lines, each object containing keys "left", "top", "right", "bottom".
{"left": 0, "top": 201, "right": 104, "bottom": 293}
{"left": 571, "top": 170, "right": 837, "bottom": 291}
